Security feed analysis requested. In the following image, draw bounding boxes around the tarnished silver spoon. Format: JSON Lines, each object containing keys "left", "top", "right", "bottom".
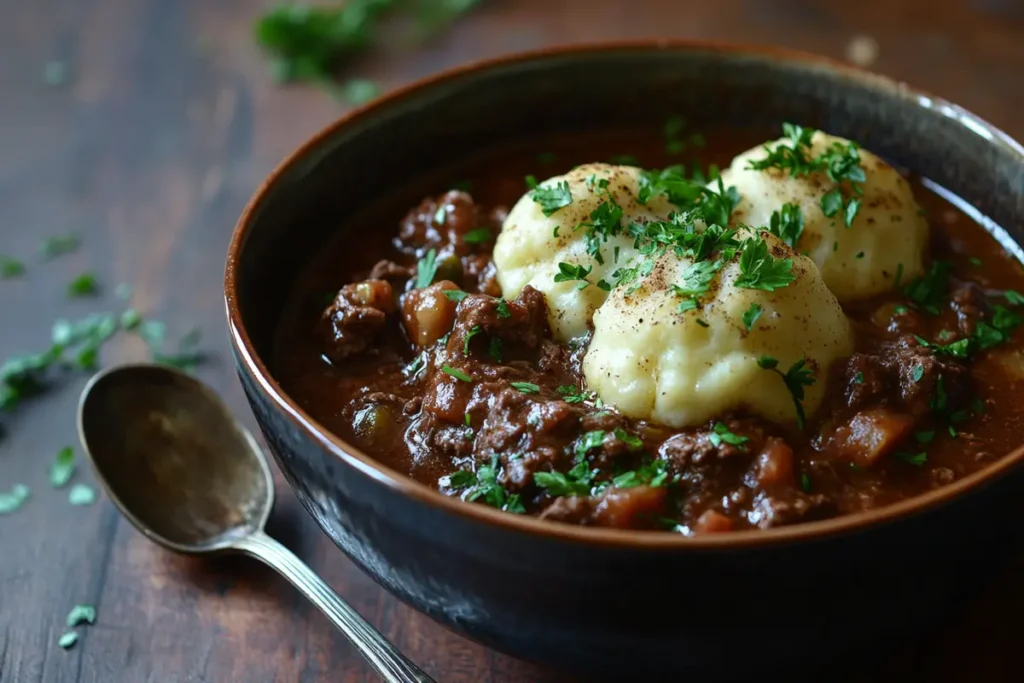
{"left": 77, "top": 363, "right": 434, "bottom": 683}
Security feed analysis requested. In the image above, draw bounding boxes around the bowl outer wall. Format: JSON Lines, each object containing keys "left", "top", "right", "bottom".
{"left": 226, "top": 43, "right": 1024, "bottom": 676}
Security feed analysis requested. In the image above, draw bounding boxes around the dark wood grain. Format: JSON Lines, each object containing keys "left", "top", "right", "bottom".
{"left": 2, "top": 1, "right": 1024, "bottom": 681}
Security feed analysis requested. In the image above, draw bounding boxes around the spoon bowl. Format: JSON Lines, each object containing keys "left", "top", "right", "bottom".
{"left": 78, "top": 363, "right": 273, "bottom": 553}
{"left": 77, "top": 363, "right": 434, "bottom": 683}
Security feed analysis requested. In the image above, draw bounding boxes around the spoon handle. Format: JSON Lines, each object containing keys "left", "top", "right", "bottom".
{"left": 235, "top": 531, "right": 436, "bottom": 683}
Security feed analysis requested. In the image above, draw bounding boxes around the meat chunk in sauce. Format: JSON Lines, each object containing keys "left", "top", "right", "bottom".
{"left": 319, "top": 280, "right": 395, "bottom": 363}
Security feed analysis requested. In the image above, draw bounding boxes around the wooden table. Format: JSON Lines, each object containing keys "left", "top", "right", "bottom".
{"left": 3, "top": 1, "right": 1024, "bottom": 681}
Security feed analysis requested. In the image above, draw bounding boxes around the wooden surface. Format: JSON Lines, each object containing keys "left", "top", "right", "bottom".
{"left": 3, "top": 1, "right": 1024, "bottom": 681}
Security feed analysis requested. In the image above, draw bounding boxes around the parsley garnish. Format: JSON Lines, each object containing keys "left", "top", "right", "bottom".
{"left": 495, "top": 299, "right": 511, "bottom": 318}
{"left": 58, "top": 632, "right": 78, "bottom": 650}
{"left": 613, "top": 458, "right": 670, "bottom": 488}
{"left": 1004, "top": 290, "right": 1024, "bottom": 306}
{"left": 449, "top": 457, "right": 524, "bottom": 513}
{"left": 742, "top": 303, "right": 762, "bottom": 332}
{"left": 463, "top": 228, "right": 492, "bottom": 244}
{"left": 488, "top": 337, "right": 502, "bottom": 362}
{"left": 511, "top": 381, "right": 540, "bottom": 394}
{"left": 895, "top": 452, "right": 927, "bottom": 466}
{"left": 0, "top": 255, "right": 25, "bottom": 279}
{"left": 530, "top": 180, "right": 573, "bottom": 216}
{"left": 708, "top": 422, "right": 748, "bottom": 449}
{"left": 463, "top": 326, "right": 482, "bottom": 355}
{"left": 68, "top": 483, "right": 96, "bottom": 506}
{"left": 441, "top": 365, "right": 472, "bottom": 382}
{"left": 747, "top": 123, "right": 865, "bottom": 226}
{"left": 637, "top": 166, "right": 704, "bottom": 207}
{"left": 574, "top": 430, "right": 606, "bottom": 460}
{"left": 67, "top": 272, "right": 99, "bottom": 297}
{"left": 39, "top": 233, "right": 79, "bottom": 259}
{"left": 49, "top": 446, "right": 76, "bottom": 488}
{"left": 553, "top": 262, "right": 594, "bottom": 290}
{"left": 915, "top": 430, "right": 935, "bottom": 444}
{"left": 613, "top": 427, "right": 643, "bottom": 450}
{"left": 66, "top": 604, "right": 97, "bottom": 627}
{"left": 734, "top": 236, "right": 796, "bottom": 291}
{"left": 534, "top": 470, "right": 591, "bottom": 497}
{"left": 0, "top": 484, "right": 30, "bottom": 515}
{"left": 758, "top": 356, "right": 816, "bottom": 428}
{"left": 767, "top": 203, "right": 804, "bottom": 248}
{"left": 672, "top": 259, "right": 724, "bottom": 298}
{"left": 903, "top": 261, "right": 950, "bottom": 315}
{"left": 557, "top": 385, "right": 594, "bottom": 404}
{"left": 800, "top": 473, "right": 812, "bottom": 492}
{"left": 443, "top": 289, "right": 469, "bottom": 302}
{"left": 414, "top": 248, "right": 438, "bottom": 289}
{"left": 912, "top": 365, "right": 924, "bottom": 382}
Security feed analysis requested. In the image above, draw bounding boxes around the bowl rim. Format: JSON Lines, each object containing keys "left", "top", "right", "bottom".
{"left": 225, "top": 39, "right": 1024, "bottom": 550}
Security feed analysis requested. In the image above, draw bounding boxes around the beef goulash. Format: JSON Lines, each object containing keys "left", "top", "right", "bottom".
{"left": 276, "top": 124, "right": 1024, "bottom": 534}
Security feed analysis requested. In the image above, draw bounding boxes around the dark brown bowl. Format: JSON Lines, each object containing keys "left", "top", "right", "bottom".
{"left": 226, "top": 42, "right": 1024, "bottom": 679}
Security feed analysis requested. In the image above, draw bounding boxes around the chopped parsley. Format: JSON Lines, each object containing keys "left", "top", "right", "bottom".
{"left": 915, "top": 430, "right": 936, "bottom": 444}
{"left": 734, "top": 236, "right": 796, "bottom": 291}
{"left": 0, "top": 484, "right": 30, "bottom": 515}
{"left": 708, "top": 422, "right": 748, "bottom": 449}
{"left": 613, "top": 427, "right": 643, "bottom": 450}
{"left": 441, "top": 366, "right": 472, "bottom": 382}
{"left": 1004, "top": 290, "right": 1024, "bottom": 306}
{"left": 678, "top": 297, "right": 699, "bottom": 313}
{"left": 530, "top": 180, "right": 573, "bottom": 216}
{"left": 511, "top": 381, "right": 540, "bottom": 394}
{"left": 746, "top": 123, "right": 865, "bottom": 226}
{"left": 49, "top": 446, "right": 76, "bottom": 488}
{"left": 66, "top": 604, "right": 97, "bottom": 627}
{"left": 557, "top": 385, "right": 595, "bottom": 404}
{"left": 534, "top": 470, "right": 591, "bottom": 497}
{"left": 741, "top": 303, "right": 762, "bottom": 332}
{"left": 911, "top": 365, "right": 925, "bottom": 382}
{"left": 495, "top": 299, "right": 511, "bottom": 318}
{"left": 695, "top": 318, "right": 709, "bottom": 328}
{"left": 895, "top": 452, "right": 928, "bottom": 466}
{"left": 67, "top": 272, "right": 99, "bottom": 297}
{"left": 973, "top": 305, "right": 1023, "bottom": 350}
{"left": 488, "top": 337, "right": 502, "bottom": 362}
{"left": 969, "top": 256, "right": 983, "bottom": 267}
{"left": 443, "top": 289, "right": 469, "bottom": 302}
{"left": 672, "top": 259, "right": 725, "bottom": 297}
{"left": 58, "top": 631, "right": 79, "bottom": 650}
{"left": 612, "top": 458, "right": 670, "bottom": 489}
{"left": 637, "top": 166, "right": 704, "bottom": 207}
{"left": 433, "top": 206, "right": 447, "bottom": 225}
{"left": 800, "top": 473, "right": 812, "bottom": 492}
{"left": 767, "top": 203, "right": 804, "bottom": 249}
{"left": 463, "top": 228, "right": 492, "bottom": 244}
{"left": 757, "top": 356, "right": 816, "bottom": 428}
{"left": 414, "top": 249, "right": 438, "bottom": 289}
{"left": 463, "top": 325, "right": 482, "bottom": 355}
{"left": 39, "top": 233, "right": 79, "bottom": 259}
{"left": 0, "top": 255, "right": 25, "bottom": 279}
{"left": 553, "top": 261, "right": 594, "bottom": 290}
{"left": 574, "top": 430, "right": 606, "bottom": 460}
{"left": 854, "top": 371, "right": 864, "bottom": 384}
{"left": 903, "top": 261, "right": 950, "bottom": 315}
{"left": 68, "top": 483, "right": 96, "bottom": 506}
{"left": 448, "top": 457, "right": 524, "bottom": 513}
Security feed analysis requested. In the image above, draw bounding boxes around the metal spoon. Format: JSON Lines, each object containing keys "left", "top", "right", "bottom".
{"left": 77, "top": 363, "right": 434, "bottom": 683}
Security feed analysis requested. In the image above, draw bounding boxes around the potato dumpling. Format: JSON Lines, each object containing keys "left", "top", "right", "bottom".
{"left": 720, "top": 130, "right": 929, "bottom": 301}
{"left": 583, "top": 228, "right": 854, "bottom": 428}
{"left": 493, "top": 164, "right": 675, "bottom": 340}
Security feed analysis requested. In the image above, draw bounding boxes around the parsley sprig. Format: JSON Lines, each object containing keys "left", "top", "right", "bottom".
{"left": 757, "top": 356, "right": 816, "bottom": 428}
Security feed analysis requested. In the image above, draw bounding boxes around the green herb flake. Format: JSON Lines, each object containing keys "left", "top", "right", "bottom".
{"left": 695, "top": 318, "right": 709, "bottom": 328}
{"left": 0, "top": 484, "right": 30, "bottom": 515}
{"left": 58, "top": 631, "right": 79, "bottom": 650}
{"left": 557, "top": 385, "right": 594, "bottom": 404}
{"left": 487, "top": 336, "right": 502, "bottom": 362}
{"left": 66, "top": 604, "right": 97, "bottom": 627}
{"left": 854, "top": 371, "right": 864, "bottom": 384}
{"left": 534, "top": 470, "right": 590, "bottom": 497}
{"left": 912, "top": 364, "right": 925, "bottom": 382}
{"left": 554, "top": 261, "right": 593, "bottom": 290}
{"left": 446, "top": 470, "right": 477, "bottom": 489}
{"left": 495, "top": 299, "right": 511, "bottom": 319}
{"left": 67, "top": 272, "right": 99, "bottom": 297}
{"left": 433, "top": 206, "right": 447, "bottom": 225}
{"left": 800, "top": 473, "right": 811, "bottom": 492}
{"left": 574, "top": 430, "right": 606, "bottom": 461}
{"left": 39, "top": 234, "right": 80, "bottom": 259}
{"left": 915, "top": 430, "right": 935, "bottom": 444}
{"left": 904, "top": 261, "right": 951, "bottom": 315}
{"left": 441, "top": 366, "right": 472, "bottom": 383}
{"left": 895, "top": 452, "right": 928, "bottom": 466}
{"left": 767, "top": 203, "right": 804, "bottom": 249}
{"left": 463, "top": 228, "right": 492, "bottom": 244}
{"left": 708, "top": 422, "right": 749, "bottom": 449}
{"left": 0, "top": 255, "right": 25, "bottom": 279}
{"left": 414, "top": 248, "right": 438, "bottom": 289}
{"left": 443, "top": 289, "right": 468, "bottom": 303}
{"left": 678, "top": 297, "right": 699, "bottom": 313}
{"left": 49, "top": 446, "right": 76, "bottom": 488}
{"left": 462, "top": 325, "right": 482, "bottom": 355}
{"left": 758, "top": 356, "right": 816, "bottom": 428}
{"left": 341, "top": 78, "right": 378, "bottom": 105}
{"left": 612, "top": 427, "right": 643, "bottom": 450}
{"left": 68, "top": 483, "right": 96, "bottom": 506}
{"left": 1004, "top": 290, "right": 1024, "bottom": 306}
{"left": 530, "top": 180, "right": 573, "bottom": 216}
{"left": 734, "top": 236, "right": 796, "bottom": 291}
{"left": 742, "top": 303, "right": 763, "bottom": 333}
{"left": 511, "top": 381, "right": 540, "bottom": 394}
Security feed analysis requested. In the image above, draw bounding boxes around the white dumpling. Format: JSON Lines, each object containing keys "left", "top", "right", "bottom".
{"left": 493, "top": 164, "right": 675, "bottom": 340}
{"left": 583, "top": 228, "right": 854, "bottom": 428}
{"left": 720, "top": 131, "right": 929, "bottom": 301}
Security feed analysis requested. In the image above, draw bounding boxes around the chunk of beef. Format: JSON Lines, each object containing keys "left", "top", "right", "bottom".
{"left": 448, "top": 285, "right": 551, "bottom": 356}
{"left": 319, "top": 280, "right": 394, "bottom": 363}
{"left": 949, "top": 281, "right": 990, "bottom": 337}
{"left": 657, "top": 418, "right": 767, "bottom": 482}
{"left": 394, "top": 191, "right": 504, "bottom": 259}
{"left": 838, "top": 335, "right": 972, "bottom": 417}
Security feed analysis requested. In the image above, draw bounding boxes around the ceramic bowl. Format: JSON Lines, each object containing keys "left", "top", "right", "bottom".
{"left": 226, "top": 42, "right": 1024, "bottom": 678}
